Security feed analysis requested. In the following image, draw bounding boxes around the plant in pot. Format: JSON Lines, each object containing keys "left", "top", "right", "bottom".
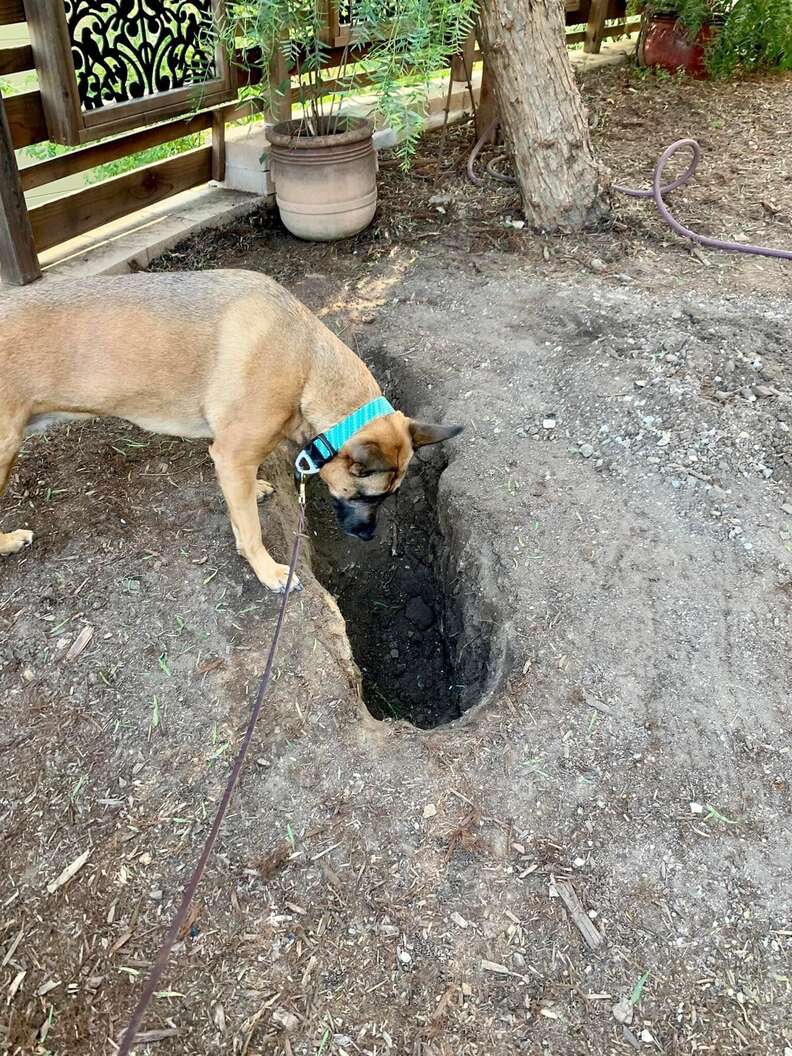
{"left": 219, "top": 0, "right": 476, "bottom": 241}
{"left": 632, "top": 0, "right": 792, "bottom": 78}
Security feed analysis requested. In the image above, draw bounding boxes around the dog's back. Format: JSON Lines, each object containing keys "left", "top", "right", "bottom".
{"left": 0, "top": 269, "right": 323, "bottom": 436}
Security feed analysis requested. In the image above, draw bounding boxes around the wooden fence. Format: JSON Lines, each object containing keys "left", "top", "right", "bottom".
{"left": 0, "top": 0, "right": 638, "bottom": 286}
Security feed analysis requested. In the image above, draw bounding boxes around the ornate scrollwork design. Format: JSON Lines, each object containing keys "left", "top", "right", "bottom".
{"left": 64, "top": 0, "right": 218, "bottom": 111}
{"left": 337, "top": 0, "right": 397, "bottom": 26}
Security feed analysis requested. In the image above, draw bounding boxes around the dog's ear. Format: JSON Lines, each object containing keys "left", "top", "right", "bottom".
{"left": 346, "top": 440, "right": 394, "bottom": 477}
{"left": 409, "top": 421, "right": 464, "bottom": 449}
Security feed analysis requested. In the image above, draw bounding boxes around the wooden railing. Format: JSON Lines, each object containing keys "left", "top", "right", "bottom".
{"left": 0, "top": 0, "right": 637, "bottom": 286}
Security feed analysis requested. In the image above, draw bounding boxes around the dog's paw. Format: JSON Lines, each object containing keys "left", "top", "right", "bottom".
{"left": 262, "top": 563, "right": 302, "bottom": 594}
{"left": 0, "top": 529, "right": 34, "bottom": 557}
{"left": 255, "top": 480, "right": 275, "bottom": 502}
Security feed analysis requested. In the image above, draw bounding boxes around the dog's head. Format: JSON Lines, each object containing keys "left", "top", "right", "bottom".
{"left": 319, "top": 411, "right": 463, "bottom": 540}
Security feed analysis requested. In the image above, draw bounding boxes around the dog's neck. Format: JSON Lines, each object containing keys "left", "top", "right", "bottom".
{"left": 296, "top": 331, "right": 382, "bottom": 440}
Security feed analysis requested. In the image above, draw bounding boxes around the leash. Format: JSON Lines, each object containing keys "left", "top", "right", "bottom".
{"left": 116, "top": 479, "right": 307, "bottom": 1056}
{"left": 117, "top": 397, "right": 393, "bottom": 1051}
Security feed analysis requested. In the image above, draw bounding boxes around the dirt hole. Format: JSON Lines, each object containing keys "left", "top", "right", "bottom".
{"left": 307, "top": 358, "right": 500, "bottom": 729}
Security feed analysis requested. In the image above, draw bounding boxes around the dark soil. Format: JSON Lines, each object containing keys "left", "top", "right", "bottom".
{"left": 307, "top": 348, "right": 495, "bottom": 729}
{"left": 307, "top": 447, "right": 459, "bottom": 727}
{"left": 309, "top": 441, "right": 494, "bottom": 729}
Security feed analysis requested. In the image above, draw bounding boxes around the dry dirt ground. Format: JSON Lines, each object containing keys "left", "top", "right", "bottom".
{"left": 2, "top": 66, "right": 792, "bottom": 1056}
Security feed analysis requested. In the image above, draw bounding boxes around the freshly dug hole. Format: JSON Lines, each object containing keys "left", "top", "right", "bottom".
{"left": 307, "top": 443, "right": 497, "bottom": 729}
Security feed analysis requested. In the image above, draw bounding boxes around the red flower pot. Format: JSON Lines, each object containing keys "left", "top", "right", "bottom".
{"left": 640, "top": 13, "right": 718, "bottom": 78}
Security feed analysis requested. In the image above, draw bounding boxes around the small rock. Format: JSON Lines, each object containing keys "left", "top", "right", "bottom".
{"left": 782, "top": 504, "right": 792, "bottom": 516}
{"left": 272, "top": 1008, "right": 299, "bottom": 1033}
{"left": 397, "top": 949, "right": 412, "bottom": 965}
{"left": 612, "top": 999, "right": 634, "bottom": 1025}
{"left": 590, "top": 257, "right": 607, "bottom": 273}
{"left": 753, "top": 384, "right": 777, "bottom": 398}
{"left": 690, "top": 802, "right": 704, "bottom": 814}
{"left": 507, "top": 219, "right": 525, "bottom": 230}
{"left": 580, "top": 443, "right": 594, "bottom": 459}
{"left": 422, "top": 803, "right": 437, "bottom": 819}
{"left": 429, "top": 194, "right": 451, "bottom": 208}
{"left": 640, "top": 1029, "right": 655, "bottom": 1044}
{"left": 451, "top": 911, "right": 468, "bottom": 928}
{"left": 542, "top": 417, "right": 557, "bottom": 430}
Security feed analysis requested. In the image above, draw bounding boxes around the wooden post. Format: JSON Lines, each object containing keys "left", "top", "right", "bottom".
{"left": 584, "top": 0, "right": 609, "bottom": 53}
{"left": 475, "top": 58, "right": 498, "bottom": 145}
{"left": 322, "top": 0, "right": 341, "bottom": 45}
{"left": 269, "top": 42, "right": 293, "bottom": 123}
{"left": 211, "top": 110, "right": 226, "bottom": 182}
{"left": 0, "top": 90, "right": 41, "bottom": 285}
{"left": 451, "top": 28, "right": 476, "bottom": 83}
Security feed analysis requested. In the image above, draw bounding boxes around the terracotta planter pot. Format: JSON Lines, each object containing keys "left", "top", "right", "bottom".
{"left": 639, "top": 13, "right": 718, "bottom": 78}
{"left": 265, "top": 117, "right": 377, "bottom": 242}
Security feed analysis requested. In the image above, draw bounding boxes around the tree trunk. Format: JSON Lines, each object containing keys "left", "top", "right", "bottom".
{"left": 477, "top": 0, "right": 610, "bottom": 231}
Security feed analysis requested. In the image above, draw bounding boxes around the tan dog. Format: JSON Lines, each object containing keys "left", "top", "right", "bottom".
{"left": 0, "top": 269, "right": 461, "bottom": 591}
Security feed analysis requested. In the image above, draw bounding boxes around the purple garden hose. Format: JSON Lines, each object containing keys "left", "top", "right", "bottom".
{"left": 613, "top": 138, "right": 792, "bottom": 260}
{"left": 468, "top": 130, "right": 792, "bottom": 261}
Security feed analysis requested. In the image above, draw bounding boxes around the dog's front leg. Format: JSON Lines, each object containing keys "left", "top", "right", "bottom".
{"left": 210, "top": 441, "right": 300, "bottom": 594}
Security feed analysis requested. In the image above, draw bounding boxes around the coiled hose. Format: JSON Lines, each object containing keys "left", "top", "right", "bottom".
{"left": 467, "top": 130, "right": 792, "bottom": 261}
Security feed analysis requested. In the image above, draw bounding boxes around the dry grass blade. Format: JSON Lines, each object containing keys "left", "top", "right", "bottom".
{"left": 46, "top": 848, "right": 91, "bottom": 894}
{"left": 65, "top": 624, "right": 93, "bottom": 661}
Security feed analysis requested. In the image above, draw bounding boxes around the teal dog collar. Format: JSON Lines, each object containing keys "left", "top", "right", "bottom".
{"left": 295, "top": 396, "right": 395, "bottom": 476}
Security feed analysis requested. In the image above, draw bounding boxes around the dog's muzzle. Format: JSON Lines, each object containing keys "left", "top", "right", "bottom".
{"left": 332, "top": 495, "right": 388, "bottom": 540}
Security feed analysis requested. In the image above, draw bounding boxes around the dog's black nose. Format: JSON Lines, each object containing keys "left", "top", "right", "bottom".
{"left": 350, "top": 523, "right": 376, "bottom": 541}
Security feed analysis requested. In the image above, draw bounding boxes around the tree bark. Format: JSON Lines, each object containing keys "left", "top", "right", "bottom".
{"left": 477, "top": 0, "right": 610, "bottom": 231}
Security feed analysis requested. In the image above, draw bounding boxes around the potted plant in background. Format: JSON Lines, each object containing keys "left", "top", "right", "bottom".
{"left": 632, "top": 0, "right": 792, "bottom": 79}
{"left": 220, "top": 0, "right": 476, "bottom": 241}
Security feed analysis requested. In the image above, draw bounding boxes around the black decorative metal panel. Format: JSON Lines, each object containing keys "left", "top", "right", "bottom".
{"left": 64, "top": 0, "right": 219, "bottom": 111}
{"left": 337, "top": 0, "right": 398, "bottom": 26}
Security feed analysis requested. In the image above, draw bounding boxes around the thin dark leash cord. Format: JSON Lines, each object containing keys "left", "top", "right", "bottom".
{"left": 116, "top": 497, "right": 306, "bottom": 1056}
{"left": 468, "top": 129, "right": 792, "bottom": 261}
